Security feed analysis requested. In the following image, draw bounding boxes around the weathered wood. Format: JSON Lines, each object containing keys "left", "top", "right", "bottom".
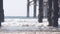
{"left": 27, "top": 0, "right": 30, "bottom": 17}
{"left": 48, "top": 0, "right": 59, "bottom": 27}
{"left": 53, "top": 0, "right": 59, "bottom": 27}
{"left": 38, "top": 0, "right": 43, "bottom": 23}
{"left": 0, "top": 0, "right": 4, "bottom": 26}
{"left": 33, "top": 0, "right": 37, "bottom": 17}
{"left": 48, "top": 0, "right": 53, "bottom": 26}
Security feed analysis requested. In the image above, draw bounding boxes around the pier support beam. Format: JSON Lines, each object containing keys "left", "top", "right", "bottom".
{"left": 33, "top": 0, "right": 37, "bottom": 17}
{"left": 48, "top": 0, "right": 53, "bottom": 26}
{"left": 48, "top": 0, "right": 59, "bottom": 27}
{"left": 38, "top": 0, "right": 43, "bottom": 23}
{"left": 53, "top": 0, "right": 59, "bottom": 27}
{"left": 0, "top": 0, "right": 4, "bottom": 26}
{"left": 27, "top": 0, "right": 30, "bottom": 17}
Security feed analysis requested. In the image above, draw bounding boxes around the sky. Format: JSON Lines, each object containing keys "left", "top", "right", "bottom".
{"left": 3, "top": 0, "right": 38, "bottom": 17}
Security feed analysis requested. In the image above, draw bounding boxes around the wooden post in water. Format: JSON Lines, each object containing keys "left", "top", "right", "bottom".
{"left": 48, "top": 0, "right": 53, "bottom": 26}
{"left": 0, "top": 0, "right": 4, "bottom": 26}
{"left": 38, "top": 0, "right": 43, "bottom": 23}
{"left": 33, "top": 0, "right": 37, "bottom": 17}
{"left": 53, "top": 0, "right": 59, "bottom": 27}
{"left": 27, "top": 0, "right": 30, "bottom": 17}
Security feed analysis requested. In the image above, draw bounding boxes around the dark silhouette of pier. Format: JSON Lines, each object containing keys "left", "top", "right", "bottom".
{"left": 0, "top": 0, "right": 59, "bottom": 31}
{"left": 27, "top": 0, "right": 59, "bottom": 27}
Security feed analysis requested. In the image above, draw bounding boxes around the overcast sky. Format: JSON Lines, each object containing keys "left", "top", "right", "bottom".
{"left": 3, "top": 0, "right": 38, "bottom": 17}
